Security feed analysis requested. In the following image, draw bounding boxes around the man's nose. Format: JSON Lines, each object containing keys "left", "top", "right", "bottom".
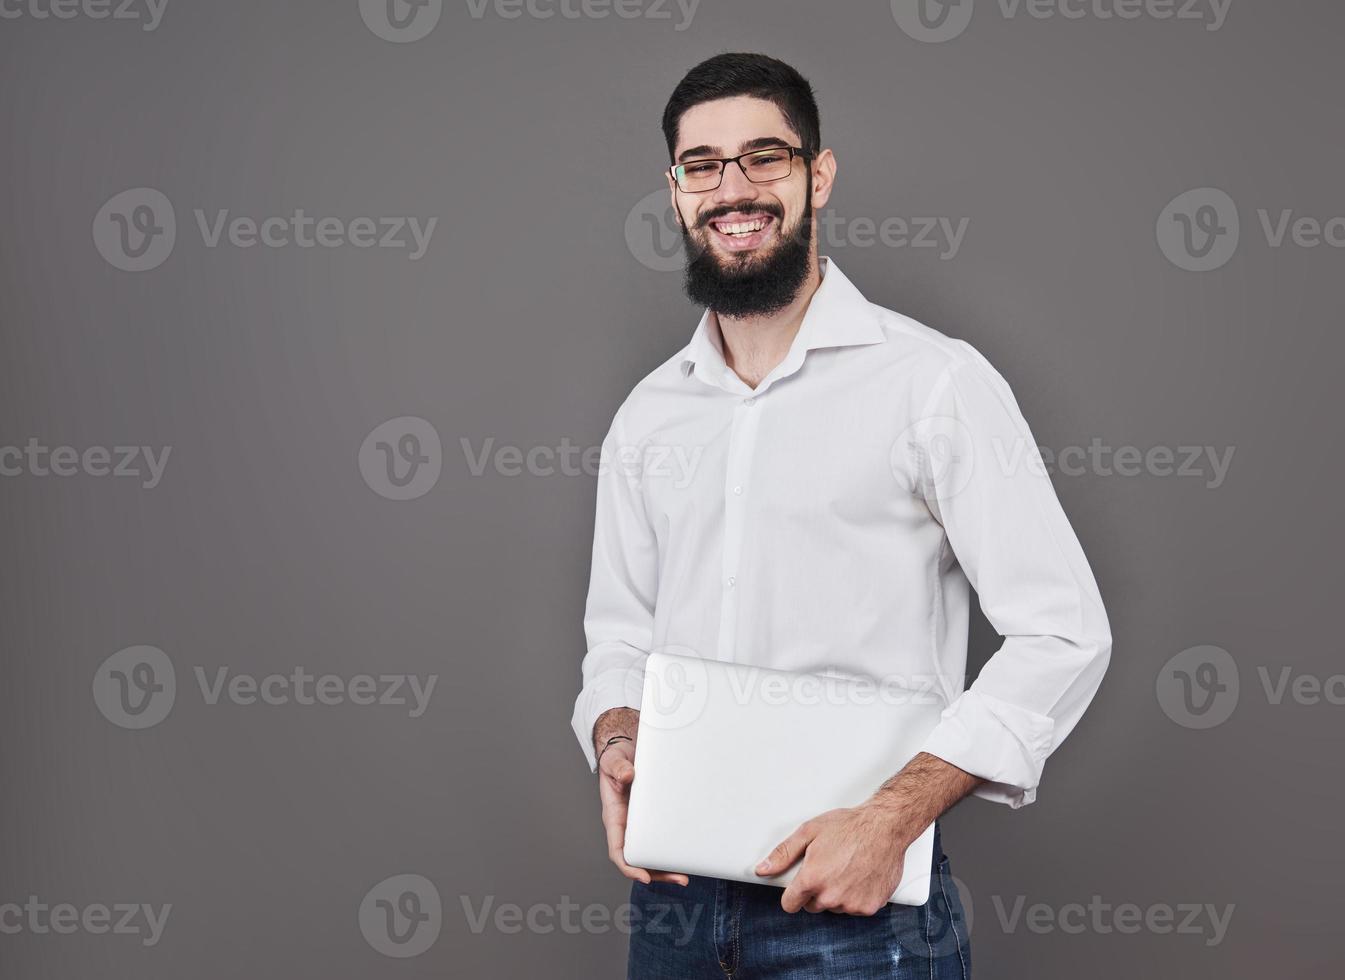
{"left": 712, "top": 159, "right": 759, "bottom": 204}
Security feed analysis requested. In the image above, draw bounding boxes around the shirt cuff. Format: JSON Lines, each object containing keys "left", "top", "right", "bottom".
{"left": 917, "top": 689, "right": 1056, "bottom": 809}
{"left": 570, "top": 668, "right": 645, "bottom": 772}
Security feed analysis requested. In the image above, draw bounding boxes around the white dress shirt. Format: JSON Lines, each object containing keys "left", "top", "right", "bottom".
{"left": 572, "top": 256, "right": 1111, "bottom": 808}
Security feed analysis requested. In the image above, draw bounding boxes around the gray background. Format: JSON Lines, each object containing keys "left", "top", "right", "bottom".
{"left": 1, "top": 0, "right": 1341, "bottom": 976}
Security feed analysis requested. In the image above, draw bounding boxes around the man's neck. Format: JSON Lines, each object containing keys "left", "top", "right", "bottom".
{"left": 715, "top": 257, "right": 824, "bottom": 390}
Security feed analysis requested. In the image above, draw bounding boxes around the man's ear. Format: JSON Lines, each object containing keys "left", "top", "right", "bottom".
{"left": 810, "top": 149, "right": 837, "bottom": 211}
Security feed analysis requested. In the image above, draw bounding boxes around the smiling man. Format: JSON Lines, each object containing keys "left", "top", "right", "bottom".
{"left": 572, "top": 53, "right": 1111, "bottom": 978}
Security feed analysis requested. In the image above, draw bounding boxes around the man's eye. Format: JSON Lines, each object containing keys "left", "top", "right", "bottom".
{"left": 748, "top": 154, "right": 785, "bottom": 167}
{"left": 684, "top": 163, "right": 719, "bottom": 176}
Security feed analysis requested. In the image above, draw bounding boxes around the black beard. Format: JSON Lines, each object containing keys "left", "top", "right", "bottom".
{"left": 680, "top": 199, "right": 814, "bottom": 319}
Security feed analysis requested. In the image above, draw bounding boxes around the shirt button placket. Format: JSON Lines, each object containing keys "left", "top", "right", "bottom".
{"left": 717, "top": 394, "right": 760, "bottom": 661}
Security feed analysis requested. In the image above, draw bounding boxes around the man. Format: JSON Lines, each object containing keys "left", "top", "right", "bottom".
{"left": 571, "top": 53, "right": 1111, "bottom": 978}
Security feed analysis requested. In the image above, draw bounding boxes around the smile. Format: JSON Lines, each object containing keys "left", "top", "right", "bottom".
{"left": 707, "top": 213, "right": 777, "bottom": 251}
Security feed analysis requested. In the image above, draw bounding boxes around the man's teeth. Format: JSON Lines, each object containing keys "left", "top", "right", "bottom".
{"left": 716, "top": 217, "right": 769, "bottom": 236}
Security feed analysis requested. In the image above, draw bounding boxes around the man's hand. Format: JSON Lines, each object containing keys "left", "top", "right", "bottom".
{"left": 594, "top": 708, "right": 689, "bottom": 887}
{"left": 755, "top": 752, "right": 982, "bottom": 915}
{"left": 754, "top": 804, "right": 912, "bottom": 915}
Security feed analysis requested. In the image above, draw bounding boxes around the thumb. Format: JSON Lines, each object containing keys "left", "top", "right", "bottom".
{"left": 755, "top": 822, "right": 814, "bottom": 876}
{"left": 607, "top": 757, "right": 635, "bottom": 785}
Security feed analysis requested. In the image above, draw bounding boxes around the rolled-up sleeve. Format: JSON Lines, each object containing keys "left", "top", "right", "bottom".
{"left": 570, "top": 407, "right": 658, "bottom": 771}
{"left": 913, "top": 343, "right": 1112, "bottom": 808}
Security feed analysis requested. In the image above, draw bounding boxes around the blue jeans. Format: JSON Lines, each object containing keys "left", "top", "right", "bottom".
{"left": 627, "top": 825, "right": 970, "bottom": 979}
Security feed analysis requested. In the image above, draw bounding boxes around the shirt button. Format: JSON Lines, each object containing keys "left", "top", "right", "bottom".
{"left": 743, "top": 397, "right": 756, "bottom": 407}
{"left": 733, "top": 485, "right": 743, "bottom": 495}
{"left": 727, "top": 576, "right": 736, "bottom": 588}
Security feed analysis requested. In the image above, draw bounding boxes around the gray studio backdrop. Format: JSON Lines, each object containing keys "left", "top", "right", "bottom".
{"left": 1, "top": 1, "right": 1340, "bottom": 977}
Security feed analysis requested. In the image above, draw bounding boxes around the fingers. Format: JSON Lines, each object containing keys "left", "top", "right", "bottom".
{"left": 599, "top": 752, "right": 635, "bottom": 787}
{"left": 601, "top": 800, "right": 643, "bottom": 881}
{"left": 647, "top": 870, "right": 691, "bottom": 886}
{"left": 785, "top": 883, "right": 885, "bottom": 916}
{"left": 594, "top": 751, "right": 687, "bottom": 887}
{"left": 780, "top": 875, "right": 817, "bottom": 914}
{"left": 755, "top": 821, "right": 814, "bottom": 878}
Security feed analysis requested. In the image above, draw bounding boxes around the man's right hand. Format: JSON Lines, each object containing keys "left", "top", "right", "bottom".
{"left": 595, "top": 711, "right": 689, "bottom": 887}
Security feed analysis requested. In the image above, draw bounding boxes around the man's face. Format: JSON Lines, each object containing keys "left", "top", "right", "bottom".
{"left": 668, "top": 96, "right": 835, "bottom": 318}
{"left": 669, "top": 96, "right": 822, "bottom": 266}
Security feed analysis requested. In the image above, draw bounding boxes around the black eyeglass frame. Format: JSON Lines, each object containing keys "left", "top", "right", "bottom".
{"left": 668, "top": 146, "right": 813, "bottom": 193}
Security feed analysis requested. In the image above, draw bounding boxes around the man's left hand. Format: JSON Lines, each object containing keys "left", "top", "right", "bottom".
{"left": 754, "top": 803, "right": 914, "bottom": 916}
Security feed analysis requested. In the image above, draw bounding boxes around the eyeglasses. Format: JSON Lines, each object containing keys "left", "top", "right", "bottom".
{"left": 669, "top": 146, "right": 810, "bottom": 193}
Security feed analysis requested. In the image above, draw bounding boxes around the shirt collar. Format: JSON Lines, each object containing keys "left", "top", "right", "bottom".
{"left": 680, "top": 256, "right": 885, "bottom": 389}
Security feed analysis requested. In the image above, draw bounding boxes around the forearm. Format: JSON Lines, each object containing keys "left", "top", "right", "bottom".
{"left": 592, "top": 706, "right": 639, "bottom": 757}
{"left": 864, "top": 752, "right": 983, "bottom": 842}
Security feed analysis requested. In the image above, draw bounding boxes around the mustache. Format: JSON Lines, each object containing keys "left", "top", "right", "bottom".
{"left": 695, "top": 203, "right": 784, "bottom": 229}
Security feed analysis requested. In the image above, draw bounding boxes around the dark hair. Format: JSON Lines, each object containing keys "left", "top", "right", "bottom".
{"left": 661, "top": 53, "right": 820, "bottom": 163}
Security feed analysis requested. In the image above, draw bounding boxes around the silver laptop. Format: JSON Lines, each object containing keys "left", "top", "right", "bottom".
{"left": 623, "top": 651, "right": 946, "bottom": 906}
